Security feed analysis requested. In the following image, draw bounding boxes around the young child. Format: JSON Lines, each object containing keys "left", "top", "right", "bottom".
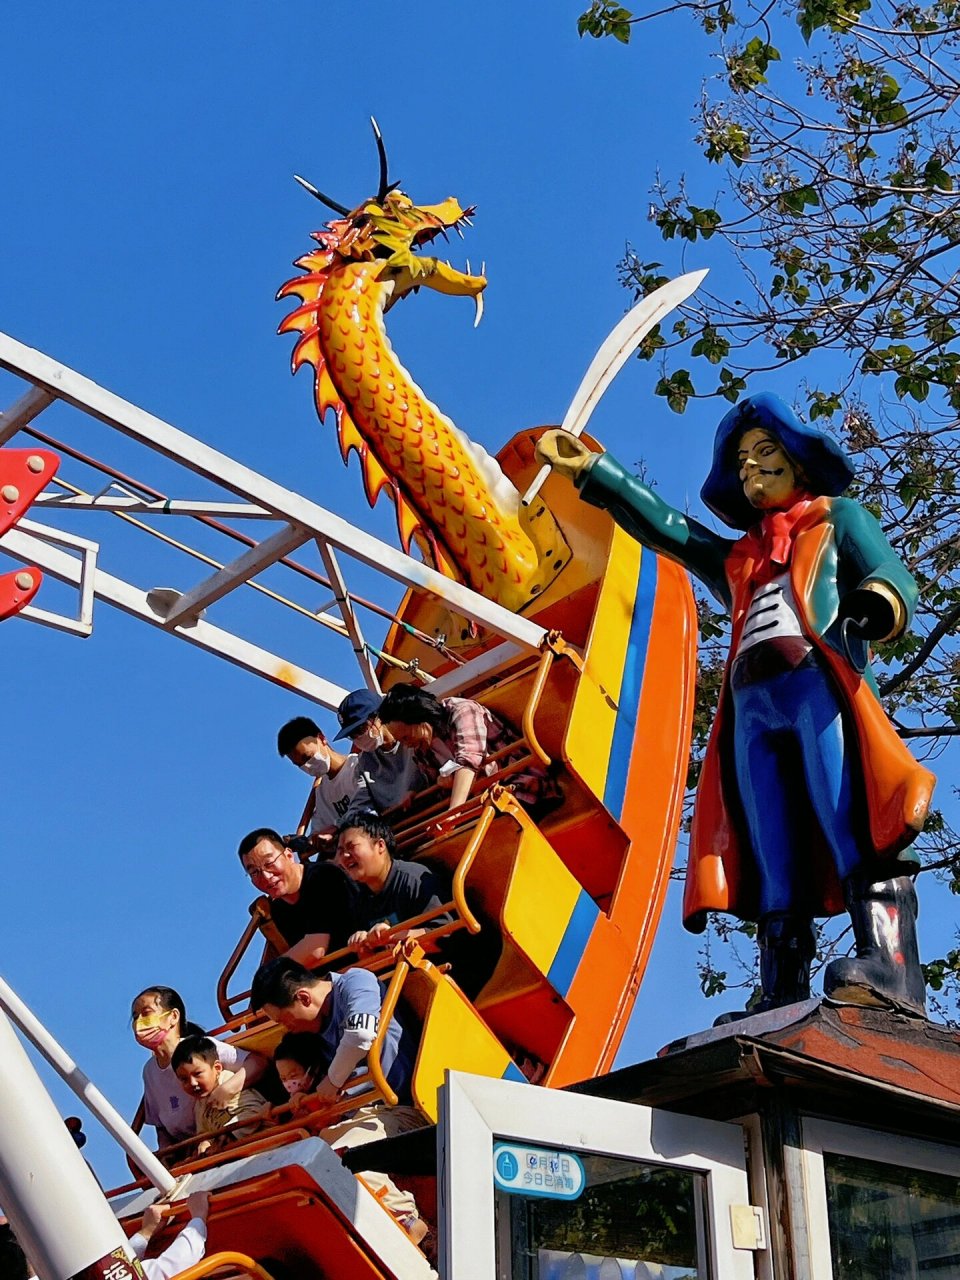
{"left": 171, "top": 1036, "right": 267, "bottom": 1155}
{"left": 273, "top": 1031, "right": 328, "bottom": 1108}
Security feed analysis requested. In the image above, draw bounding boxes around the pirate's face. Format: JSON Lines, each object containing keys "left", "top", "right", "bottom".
{"left": 737, "top": 427, "right": 800, "bottom": 510}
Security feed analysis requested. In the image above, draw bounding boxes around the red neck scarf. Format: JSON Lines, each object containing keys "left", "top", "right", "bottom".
{"left": 744, "top": 493, "right": 814, "bottom": 587}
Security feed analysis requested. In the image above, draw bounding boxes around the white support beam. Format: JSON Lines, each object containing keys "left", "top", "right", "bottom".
{"left": 1, "top": 524, "right": 347, "bottom": 707}
{"left": 0, "top": 385, "right": 54, "bottom": 445}
{"left": 16, "top": 518, "right": 99, "bottom": 637}
{"left": 427, "top": 639, "right": 528, "bottom": 700}
{"left": 33, "top": 494, "right": 276, "bottom": 518}
{"left": 316, "top": 538, "right": 380, "bottom": 694}
{"left": 0, "top": 333, "right": 547, "bottom": 652}
{"left": 159, "top": 523, "right": 310, "bottom": 627}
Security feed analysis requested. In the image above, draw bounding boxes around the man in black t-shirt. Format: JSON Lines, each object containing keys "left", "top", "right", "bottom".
{"left": 237, "top": 827, "right": 359, "bottom": 965}
{"left": 334, "top": 813, "right": 454, "bottom": 953}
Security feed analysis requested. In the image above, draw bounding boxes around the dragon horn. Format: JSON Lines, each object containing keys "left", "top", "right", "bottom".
{"left": 292, "top": 174, "right": 351, "bottom": 217}
{"left": 371, "top": 116, "right": 391, "bottom": 202}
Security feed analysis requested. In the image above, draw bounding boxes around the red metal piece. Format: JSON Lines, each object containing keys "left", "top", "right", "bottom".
{"left": 0, "top": 449, "right": 59, "bottom": 535}
{"left": 0, "top": 447, "right": 59, "bottom": 621}
{"left": 0, "top": 569, "right": 42, "bottom": 621}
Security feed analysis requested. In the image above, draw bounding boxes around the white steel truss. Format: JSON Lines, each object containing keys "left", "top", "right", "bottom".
{"left": 0, "top": 331, "right": 547, "bottom": 708}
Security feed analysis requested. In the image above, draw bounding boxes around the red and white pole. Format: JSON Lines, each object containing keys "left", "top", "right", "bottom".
{"left": 0, "top": 1008, "right": 143, "bottom": 1280}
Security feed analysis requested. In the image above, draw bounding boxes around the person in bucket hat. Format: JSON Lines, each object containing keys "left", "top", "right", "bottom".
{"left": 536, "top": 393, "right": 935, "bottom": 1019}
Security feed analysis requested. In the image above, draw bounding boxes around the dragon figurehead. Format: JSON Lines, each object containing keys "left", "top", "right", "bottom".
{"left": 278, "top": 121, "right": 570, "bottom": 618}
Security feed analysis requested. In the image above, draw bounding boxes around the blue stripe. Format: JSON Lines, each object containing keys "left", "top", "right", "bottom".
{"left": 501, "top": 1061, "right": 527, "bottom": 1083}
{"left": 547, "top": 890, "right": 600, "bottom": 996}
{"left": 602, "top": 549, "right": 658, "bottom": 819}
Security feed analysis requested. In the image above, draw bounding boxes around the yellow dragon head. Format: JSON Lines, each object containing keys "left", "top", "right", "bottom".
{"left": 289, "top": 120, "right": 487, "bottom": 320}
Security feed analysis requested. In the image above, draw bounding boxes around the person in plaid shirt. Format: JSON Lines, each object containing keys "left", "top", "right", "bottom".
{"left": 377, "top": 685, "right": 560, "bottom": 815}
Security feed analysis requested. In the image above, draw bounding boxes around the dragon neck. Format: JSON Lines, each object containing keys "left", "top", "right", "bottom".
{"left": 322, "top": 262, "right": 522, "bottom": 522}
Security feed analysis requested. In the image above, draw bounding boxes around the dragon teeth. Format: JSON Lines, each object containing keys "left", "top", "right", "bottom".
{"left": 474, "top": 292, "right": 484, "bottom": 328}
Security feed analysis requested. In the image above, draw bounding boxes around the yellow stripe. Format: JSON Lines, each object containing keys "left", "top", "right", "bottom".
{"left": 412, "top": 981, "right": 513, "bottom": 1119}
{"left": 500, "top": 823, "right": 581, "bottom": 973}
{"left": 563, "top": 527, "right": 643, "bottom": 796}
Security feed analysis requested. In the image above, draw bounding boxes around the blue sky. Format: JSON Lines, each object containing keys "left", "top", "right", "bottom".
{"left": 2, "top": 3, "right": 955, "bottom": 1190}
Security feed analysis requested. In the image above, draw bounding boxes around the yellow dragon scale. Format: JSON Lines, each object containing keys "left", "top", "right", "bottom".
{"left": 279, "top": 194, "right": 569, "bottom": 615}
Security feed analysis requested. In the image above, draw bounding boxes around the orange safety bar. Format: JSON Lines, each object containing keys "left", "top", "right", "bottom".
{"left": 216, "top": 907, "right": 266, "bottom": 1022}
{"left": 166, "top": 1251, "right": 275, "bottom": 1280}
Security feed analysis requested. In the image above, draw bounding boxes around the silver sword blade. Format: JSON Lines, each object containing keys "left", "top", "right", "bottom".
{"left": 521, "top": 268, "right": 709, "bottom": 507}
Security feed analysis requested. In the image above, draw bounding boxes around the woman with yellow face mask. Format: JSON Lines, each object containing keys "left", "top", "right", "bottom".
{"left": 131, "top": 986, "right": 267, "bottom": 1153}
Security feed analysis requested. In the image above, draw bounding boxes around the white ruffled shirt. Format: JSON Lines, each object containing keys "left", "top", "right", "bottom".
{"left": 129, "top": 1218, "right": 207, "bottom": 1280}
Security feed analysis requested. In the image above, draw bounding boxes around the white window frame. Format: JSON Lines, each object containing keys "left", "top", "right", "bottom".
{"left": 801, "top": 1115, "right": 960, "bottom": 1279}
{"left": 438, "top": 1070, "right": 757, "bottom": 1280}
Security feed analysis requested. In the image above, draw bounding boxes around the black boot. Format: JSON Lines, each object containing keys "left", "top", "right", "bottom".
{"left": 823, "top": 873, "right": 926, "bottom": 1018}
{"left": 756, "top": 912, "right": 816, "bottom": 1010}
{"left": 714, "top": 913, "right": 816, "bottom": 1025}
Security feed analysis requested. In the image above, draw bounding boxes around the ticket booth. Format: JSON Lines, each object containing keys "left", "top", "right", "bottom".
{"left": 431, "top": 1003, "right": 960, "bottom": 1280}
{"left": 438, "top": 1072, "right": 757, "bottom": 1278}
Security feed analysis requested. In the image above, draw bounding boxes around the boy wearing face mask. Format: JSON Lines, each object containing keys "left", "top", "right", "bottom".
{"left": 335, "top": 690, "right": 426, "bottom": 815}
{"left": 277, "top": 717, "right": 371, "bottom": 856}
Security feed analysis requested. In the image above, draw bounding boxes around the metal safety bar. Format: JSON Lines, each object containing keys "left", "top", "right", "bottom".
{"left": 170, "top": 1251, "right": 277, "bottom": 1280}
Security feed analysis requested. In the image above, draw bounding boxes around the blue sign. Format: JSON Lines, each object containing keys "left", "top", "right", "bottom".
{"left": 493, "top": 1142, "right": 586, "bottom": 1200}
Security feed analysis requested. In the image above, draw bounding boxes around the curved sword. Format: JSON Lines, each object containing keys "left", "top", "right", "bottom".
{"left": 521, "top": 267, "right": 709, "bottom": 506}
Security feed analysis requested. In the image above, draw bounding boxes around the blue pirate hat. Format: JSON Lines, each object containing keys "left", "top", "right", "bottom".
{"left": 700, "top": 392, "right": 855, "bottom": 530}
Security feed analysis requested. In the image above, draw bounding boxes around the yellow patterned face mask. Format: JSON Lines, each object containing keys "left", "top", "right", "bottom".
{"left": 133, "top": 1010, "right": 176, "bottom": 1048}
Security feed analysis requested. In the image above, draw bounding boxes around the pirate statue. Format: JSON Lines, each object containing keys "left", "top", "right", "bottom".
{"left": 536, "top": 393, "right": 935, "bottom": 1019}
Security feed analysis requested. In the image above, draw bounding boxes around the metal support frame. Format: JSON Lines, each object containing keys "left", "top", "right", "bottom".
{"left": 158, "top": 523, "right": 310, "bottom": 628}
{"left": 0, "top": 330, "right": 547, "bottom": 706}
{"left": 34, "top": 492, "right": 276, "bottom": 518}
{"left": 0, "top": 385, "right": 54, "bottom": 445}
{"left": 316, "top": 538, "right": 381, "bottom": 693}
{"left": 1, "top": 523, "right": 347, "bottom": 705}
{"left": 15, "top": 517, "right": 98, "bottom": 637}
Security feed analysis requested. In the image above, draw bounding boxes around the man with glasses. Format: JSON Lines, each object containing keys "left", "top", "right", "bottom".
{"left": 238, "top": 828, "right": 360, "bottom": 966}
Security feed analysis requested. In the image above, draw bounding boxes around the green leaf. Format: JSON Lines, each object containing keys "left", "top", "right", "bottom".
{"left": 726, "top": 38, "right": 781, "bottom": 91}
{"left": 576, "top": 1, "right": 634, "bottom": 40}
{"left": 654, "top": 369, "right": 695, "bottom": 413}
{"left": 717, "top": 367, "right": 747, "bottom": 401}
{"left": 691, "top": 323, "right": 731, "bottom": 364}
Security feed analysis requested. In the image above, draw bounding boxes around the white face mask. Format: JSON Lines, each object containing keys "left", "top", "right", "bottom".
{"left": 300, "top": 748, "right": 331, "bottom": 778}
{"left": 354, "top": 729, "right": 383, "bottom": 752}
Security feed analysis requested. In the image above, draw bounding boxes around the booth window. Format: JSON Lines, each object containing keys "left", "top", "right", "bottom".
{"left": 494, "top": 1151, "right": 706, "bottom": 1279}
{"left": 825, "top": 1152, "right": 960, "bottom": 1280}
